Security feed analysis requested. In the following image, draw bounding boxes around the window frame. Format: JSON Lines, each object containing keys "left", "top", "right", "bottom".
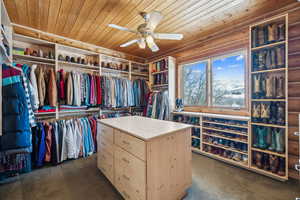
{"left": 179, "top": 49, "right": 248, "bottom": 111}
{"left": 180, "top": 59, "right": 210, "bottom": 107}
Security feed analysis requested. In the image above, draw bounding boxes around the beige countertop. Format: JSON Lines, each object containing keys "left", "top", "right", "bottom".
{"left": 98, "top": 116, "right": 192, "bottom": 141}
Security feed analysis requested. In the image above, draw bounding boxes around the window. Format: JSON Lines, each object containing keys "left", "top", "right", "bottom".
{"left": 181, "top": 50, "right": 246, "bottom": 109}
{"left": 212, "top": 53, "right": 246, "bottom": 108}
{"left": 182, "top": 61, "right": 208, "bottom": 106}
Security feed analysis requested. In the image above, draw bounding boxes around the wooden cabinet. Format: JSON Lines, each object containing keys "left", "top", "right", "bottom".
{"left": 97, "top": 117, "right": 192, "bottom": 200}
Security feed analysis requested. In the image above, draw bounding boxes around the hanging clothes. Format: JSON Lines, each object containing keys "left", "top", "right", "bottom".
{"left": 146, "top": 90, "right": 170, "bottom": 120}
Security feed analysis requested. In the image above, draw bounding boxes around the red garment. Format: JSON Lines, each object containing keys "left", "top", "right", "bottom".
{"left": 59, "top": 69, "right": 65, "bottom": 100}
{"left": 44, "top": 123, "right": 52, "bottom": 162}
{"left": 96, "top": 76, "right": 102, "bottom": 105}
{"left": 2, "top": 66, "right": 21, "bottom": 78}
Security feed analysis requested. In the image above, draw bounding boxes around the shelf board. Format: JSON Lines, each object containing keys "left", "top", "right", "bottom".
{"left": 202, "top": 126, "right": 248, "bottom": 137}
{"left": 101, "top": 67, "right": 129, "bottom": 74}
{"left": 202, "top": 120, "right": 248, "bottom": 129}
{"left": 200, "top": 151, "right": 248, "bottom": 168}
{"left": 251, "top": 147, "right": 286, "bottom": 158}
{"left": 202, "top": 142, "right": 248, "bottom": 155}
{"left": 58, "top": 61, "right": 99, "bottom": 70}
{"left": 192, "top": 136, "right": 200, "bottom": 139}
{"left": 131, "top": 72, "right": 148, "bottom": 77}
{"left": 59, "top": 108, "right": 100, "bottom": 114}
{"left": 251, "top": 68, "right": 286, "bottom": 74}
{"left": 13, "top": 54, "right": 55, "bottom": 64}
{"left": 251, "top": 122, "right": 286, "bottom": 128}
{"left": 251, "top": 40, "right": 286, "bottom": 51}
{"left": 251, "top": 99, "right": 286, "bottom": 102}
{"left": 202, "top": 133, "right": 248, "bottom": 144}
{"left": 250, "top": 165, "right": 288, "bottom": 181}
{"left": 151, "top": 70, "right": 168, "bottom": 75}
{"left": 152, "top": 84, "right": 168, "bottom": 87}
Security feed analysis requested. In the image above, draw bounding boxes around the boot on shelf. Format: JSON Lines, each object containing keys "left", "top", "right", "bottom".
{"left": 257, "top": 126, "right": 268, "bottom": 149}
{"left": 260, "top": 103, "right": 270, "bottom": 124}
{"left": 267, "top": 24, "right": 277, "bottom": 43}
{"left": 258, "top": 26, "right": 265, "bottom": 46}
{"left": 270, "top": 48, "right": 277, "bottom": 69}
{"left": 276, "top": 46, "right": 285, "bottom": 67}
{"left": 277, "top": 23, "right": 285, "bottom": 41}
{"left": 265, "top": 75, "right": 274, "bottom": 98}
{"left": 258, "top": 51, "right": 267, "bottom": 71}
{"left": 270, "top": 103, "right": 277, "bottom": 124}
{"left": 263, "top": 153, "right": 270, "bottom": 171}
{"left": 275, "top": 128, "right": 285, "bottom": 153}
{"left": 253, "top": 74, "right": 261, "bottom": 98}
{"left": 268, "top": 129, "right": 277, "bottom": 151}
{"left": 252, "top": 27, "right": 258, "bottom": 48}
{"left": 253, "top": 127, "right": 260, "bottom": 148}
{"left": 277, "top": 157, "right": 286, "bottom": 176}
{"left": 270, "top": 155, "right": 279, "bottom": 173}
{"left": 276, "top": 103, "right": 285, "bottom": 125}
{"left": 265, "top": 50, "right": 272, "bottom": 70}
{"left": 255, "top": 152, "right": 263, "bottom": 169}
{"left": 276, "top": 76, "right": 285, "bottom": 99}
{"left": 252, "top": 103, "right": 261, "bottom": 122}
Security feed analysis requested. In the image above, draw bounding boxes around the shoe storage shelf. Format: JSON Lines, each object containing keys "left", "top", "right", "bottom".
{"left": 171, "top": 111, "right": 250, "bottom": 168}
{"left": 250, "top": 14, "right": 288, "bottom": 180}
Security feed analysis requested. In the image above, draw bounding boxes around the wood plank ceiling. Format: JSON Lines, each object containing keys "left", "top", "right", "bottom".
{"left": 4, "top": 0, "right": 296, "bottom": 59}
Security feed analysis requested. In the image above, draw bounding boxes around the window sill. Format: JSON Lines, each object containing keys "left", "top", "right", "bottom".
{"left": 183, "top": 106, "right": 250, "bottom": 117}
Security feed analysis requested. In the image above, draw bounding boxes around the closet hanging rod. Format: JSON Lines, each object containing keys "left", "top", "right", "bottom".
{"left": 13, "top": 58, "right": 56, "bottom": 66}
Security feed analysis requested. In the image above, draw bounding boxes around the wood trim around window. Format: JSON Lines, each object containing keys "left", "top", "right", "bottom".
{"left": 177, "top": 48, "right": 250, "bottom": 117}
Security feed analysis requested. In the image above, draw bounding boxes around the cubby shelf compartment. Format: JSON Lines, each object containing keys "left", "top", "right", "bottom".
{"left": 202, "top": 127, "right": 248, "bottom": 137}
{"left": 202, "top": 132, "right": 248, "bottom": 144}
{"left": 202, "top": 120, "right": 248, "bottom": 129}
{"left": 200, "top": 150, "right": 248, "bottom": 168}
{"left": 202, "top": 142, "right": 248, "bottom": 155}
{"left": 13, "top": 54, "right": 55, "bottom": 64}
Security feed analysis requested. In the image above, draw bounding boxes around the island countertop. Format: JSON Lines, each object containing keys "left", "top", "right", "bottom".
{"left": 98, "top": 116, "right": 192, "bottom": 141}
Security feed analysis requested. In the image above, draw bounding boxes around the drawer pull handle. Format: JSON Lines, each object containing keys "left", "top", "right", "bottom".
{"left": 122, "top": 158, "right": 130, "bottom": 163}
{"left": 122, "top": 191, "right": 130, "bottom": 199}
{"left": 123, "top": 174, "right": 130, "bottom": 181}
{"left": 122, "top": 140, "right": 130, "bottom": 145}
{"left": 294, "top": 132, "right": 300, "bottom": 136}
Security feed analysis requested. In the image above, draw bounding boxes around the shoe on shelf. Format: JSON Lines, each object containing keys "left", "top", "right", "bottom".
{"left": 268, "top": 129, "right": 276, "bottom": 151}
{"left": 262, "top": 153, "right": 270, "bottom": 171}
{"left": 275, "top": 128, "right": 285, "bottom": 153}
{"left": 255, "top": 152, "right": 263, "bottom": 169}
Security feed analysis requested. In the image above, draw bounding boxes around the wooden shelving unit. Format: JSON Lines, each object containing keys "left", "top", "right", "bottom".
{"left": 249, "top": 14, "right": 288, "bottom": 180}
{"left": 172, "top": 112, "right": 250, "bottom": 167}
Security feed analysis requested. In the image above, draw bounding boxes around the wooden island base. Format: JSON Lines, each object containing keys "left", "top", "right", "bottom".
{"left": 97, "top": 116, "right": 192, "bottom": 200}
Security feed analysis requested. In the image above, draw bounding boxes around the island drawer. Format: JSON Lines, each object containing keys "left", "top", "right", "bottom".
{"left": 98, "top": 123, "right": 114, "bottom": 143}
{"left": 114, "top": 129, "right": 146, "bottom": 161}
{"left": 115, "top": 146, "right": 146, "bottom": 200}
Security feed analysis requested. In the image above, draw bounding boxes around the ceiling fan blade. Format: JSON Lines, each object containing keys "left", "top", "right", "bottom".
{"left": 146, "top": 11, "right": 163, "bottom": 31}
{"left": 120, "top": 39, "right": 139, "bottom": 47}
{"left": 108, "top": 24, "right": 136, "bottom": 33}
{"left": 137, "top": 38, "right": 146, "bottom": 49}
{"left": 153, "top": 33, "right": 183, "bottom": 40}
{"left": 146, "top": 36, "right": 159, "bottom": 52}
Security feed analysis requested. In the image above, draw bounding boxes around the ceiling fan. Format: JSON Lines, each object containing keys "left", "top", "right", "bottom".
{"left": 108, "top": 11, "right": 183, "bottom": 52}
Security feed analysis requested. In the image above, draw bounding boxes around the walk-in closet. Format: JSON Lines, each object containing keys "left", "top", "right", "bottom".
{"left": 0, "top": 1, "right": 300, "bottom": 200}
